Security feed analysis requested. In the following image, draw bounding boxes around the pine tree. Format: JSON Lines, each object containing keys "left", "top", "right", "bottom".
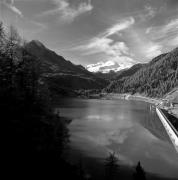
{"left": 133, "top": 161, "right": 146, "bottom": 180}
{"left": 105, "top": 152, "right": 119, "bottom": 180}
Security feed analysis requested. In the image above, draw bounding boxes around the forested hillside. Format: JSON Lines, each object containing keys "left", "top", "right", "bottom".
{"left": 114, "top": 63, "right": 145, "bottom": 80}
{"left": 0, "top": 22, "right": 75, "bottom": 177}
{"left": 25, "top": 40, "right": 108, "bottom": 96}
{"left": 105, "top": 48, "right": 178, "bottom": 97}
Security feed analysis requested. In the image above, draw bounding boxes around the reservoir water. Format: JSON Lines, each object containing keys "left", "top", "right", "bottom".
{"left": 56, "top": 98, "right": 178, "bottom": 179}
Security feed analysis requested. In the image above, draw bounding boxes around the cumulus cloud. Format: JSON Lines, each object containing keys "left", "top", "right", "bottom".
{"left": 76, "top": 36, "right": 135, "bottom": 71}
{"left": 40, "top": 0, "right": 93, "bottom": 22}
{"left": 73, "top": 17, "right": 136, "bottom": 72}
{"left": 86, "top": 57, "right": 134, "bottom": 73}
{"left": 1, "top": 0, "right": 23, "bottom": 17}
{"left": 74, "top": 17, "right": 135, "bottom": 56}
{"left": 86, "top": 60, "right": 120, "bottom": 73}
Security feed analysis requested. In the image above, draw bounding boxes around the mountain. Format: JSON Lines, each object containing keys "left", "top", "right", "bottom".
{"left": 94, "top": 71, "right": 119, "bottom": 81}
{"left": 86, "top": 60, "right": 133, "bottom": 73}
{"left": 94, "top": 63, "right": 144, "bottom": 84}
{"left": 25, "top": 40, "right": 109, "bottom": 96}
{"left": 93, "top": 64, "right": 143, "bottom": 81}
{"left": 114, "top": 63, "right": 145, "bottom": 80}
{"left": 105, "top": 47, "right": 178, "bottom": 97}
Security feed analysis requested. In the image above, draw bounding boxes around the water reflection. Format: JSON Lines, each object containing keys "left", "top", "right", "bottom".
{"left": 57, "top": 98, "right": 178, "bottom": 178}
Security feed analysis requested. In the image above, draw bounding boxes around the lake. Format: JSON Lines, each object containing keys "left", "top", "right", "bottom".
{"left": 56, "top": 98, "right": 178, "bottom": 179}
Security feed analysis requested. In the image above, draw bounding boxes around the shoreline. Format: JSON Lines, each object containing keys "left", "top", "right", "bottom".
{"left": 100, "top": 93, "right": 178, "bottom": 119}
{"left": 75, "top": 91, "right": 178, "bottom": 119}
{"left": 100, "top": 93, "right": 161, "bottom": 105}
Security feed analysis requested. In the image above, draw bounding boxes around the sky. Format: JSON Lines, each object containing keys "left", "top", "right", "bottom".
{"left": 0, "top": 0, "right": 178, "bottom": 72}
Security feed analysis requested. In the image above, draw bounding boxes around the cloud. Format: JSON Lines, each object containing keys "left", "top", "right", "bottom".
{"left": 137, "top": 5, "right": 157, "bottom": 22}
{"left": 128, "top": 29, "right": 163, "bottom": 60}
{"left": 78, "top": 36, "right": 135, "bottom": 72}
{"left": 162, "top": 18, "right": 178, "bottom": 34}
{"left": 148, "top": 18, "right": 178, "bottom": 40}
{"left": 139, "top": 18, "right": 178, "bottom": 59}
{"left": 40, "top": 0, "right": 93, "bottom": 22}
{"left": 72, "top": 17, "right": 136, "bottom": 71}
{"left": 168, "top": 36, "right": 178, "bottom": 46}
{"left": 86, "top": 57, "right": 134, "bottom": 73}
{"left": 144, "top": 5, "right": 156, "bottom": 18}
{"left": 76, "top": 37, "right": 132, "bottom": 58}
{"left": 103, "top": 17, "right": 135, "bottom": 37}
{"left": 74, "top": 17, "right": 135, "bottom": 56}
{"left": 145, "top": 44, "right": 162, "bottom": 59}
{"left": 1, "top": 0, "right": 23, "bottom": 17}
{"left": 145, "top": 27, "right": 152, "bottom": 34}
{"left": 81, "top": 37, "right": 114, "bottom": 55}
{"left": 86, "top": 60, "right": 120, "bottom": 73}
{"left": 147, "top": 18, "right": 178, "bottom": 49}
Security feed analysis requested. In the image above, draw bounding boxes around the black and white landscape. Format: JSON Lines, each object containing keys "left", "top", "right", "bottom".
{"left": 1, "top": 0, "right": 178, "bottom": 179}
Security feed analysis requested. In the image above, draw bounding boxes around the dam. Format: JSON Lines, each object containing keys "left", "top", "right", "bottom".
{"left": 156, "top": 107, "right": 178, "bottom": 153}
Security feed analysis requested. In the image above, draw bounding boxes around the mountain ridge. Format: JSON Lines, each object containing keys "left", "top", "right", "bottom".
{"left": 25, "top": 40, "right": 178, "bottom": 98}
{"left": 24, "top": 40, "right": 109, "bottom": 96}
{"left": 105, "top": 47, "right": 178, "bottom": 97}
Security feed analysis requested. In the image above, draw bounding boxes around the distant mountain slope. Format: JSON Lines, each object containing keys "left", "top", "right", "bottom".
{"left": 105, "top": 47, "right": 178, "bottom": 97}
{"left": 93, "top": 64, "right": 144, "bottom": 81}
{"left": 94, "top": 71, "right": 120, "bottom": 81}
{"left": 114, "top": 63, "right": 145, "bottom": 80}
{"left": 25, "top": 40, "right": 92, "bottom": 75}
{"left": 25, "top": 40, "right": 108, "bottom": 95}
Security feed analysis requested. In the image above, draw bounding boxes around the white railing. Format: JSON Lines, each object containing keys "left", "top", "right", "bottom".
{"left": 156, "top": 107, "right": 178, "bottom": 153}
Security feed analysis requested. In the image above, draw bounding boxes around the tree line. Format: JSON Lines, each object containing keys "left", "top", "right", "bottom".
{"left": 105, "top": 51, "right": 178, "bottom": 97}
{"left": 0, "top": 22, "right": 72, "bottom": 178}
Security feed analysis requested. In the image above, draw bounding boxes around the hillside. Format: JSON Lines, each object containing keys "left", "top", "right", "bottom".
{"left": 114, "top": 63, "right": 145, "bottom": 80}
{"left": 164, "top": 88, "right": 178, "bottom": 118}
{"left": 93, "top": 64, "right": 144, "bottom": 81}
{"left": 105, "top": 47, "right": 178, "bottom": 97}
{"left": 25, "top": 40, "right": 108, "bottom": 96}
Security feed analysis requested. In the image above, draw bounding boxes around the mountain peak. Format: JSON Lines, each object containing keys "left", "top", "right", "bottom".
{"left": 29, "top": 40, "right": 46, "bottom": 49}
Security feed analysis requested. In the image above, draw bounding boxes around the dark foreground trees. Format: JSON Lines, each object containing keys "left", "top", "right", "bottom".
{"left": 133, "top": 162, "right": 146, "bottom": 180}
{"left": 0, "top": 22, "right": 73, "bottom": 178}
{"left": 105, "top": 152, "right": 119, "bottom": 180}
